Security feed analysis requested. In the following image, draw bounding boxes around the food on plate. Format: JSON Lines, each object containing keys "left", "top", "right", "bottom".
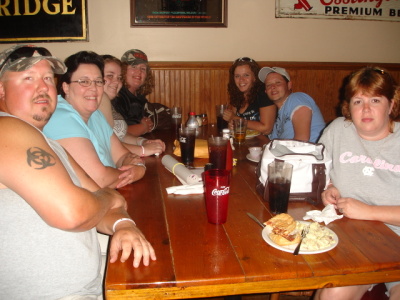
{"left": 264, "top": 213, "right": 337, "bottom": 250}
{"left": 246, "top": 129, "right": 260, "bottom": 137}
{"left": 264, "top": 213, "right": 300, "bottom": 246}
{"left": 296, "top": 222, "right": 336, "bottom": 251}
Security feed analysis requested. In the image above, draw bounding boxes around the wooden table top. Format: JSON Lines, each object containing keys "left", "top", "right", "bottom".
{"left": 105, "top": 124, "right": 400, "bottom": 299}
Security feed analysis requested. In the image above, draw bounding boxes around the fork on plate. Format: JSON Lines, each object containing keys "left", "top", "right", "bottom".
{"left": 293, "top": 225, "right": 310, "bottom": 255}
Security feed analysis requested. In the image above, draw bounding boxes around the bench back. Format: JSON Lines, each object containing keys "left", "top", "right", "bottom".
{"left": 148, "top": 62, "right": 400, "bottom": 124}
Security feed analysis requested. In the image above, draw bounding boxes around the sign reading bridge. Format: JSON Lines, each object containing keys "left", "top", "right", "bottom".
{"left": 0, "top": 0, "right": 88, "bottom": 43}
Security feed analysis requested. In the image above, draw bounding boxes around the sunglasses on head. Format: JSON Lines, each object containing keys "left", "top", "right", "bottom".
{"left": 0, "top": 46, "right": 52, "bottom": 71}
{"left": 234, "top": 57, "right": 254, "bottom": 64}
{"left": 373, "top": 68, "right": 385, "bottom": 75}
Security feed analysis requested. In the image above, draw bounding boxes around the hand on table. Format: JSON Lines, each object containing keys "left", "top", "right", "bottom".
{"left": 143, "top": 140, "right": 165, "bottom": 156}
{"left": 116, "top": 154, "right": 146, "bottom": 188}
{"left": 109, "top": 221, "right": 157, "bottom": 268}
{"left": 141, "top": 117, "right": 154, "bottom": 133}
{"left": 321, "top": 185, "right": 341, "bottom": 207}
{"left": 336, "top": 197, "right": 371, "bottom": 220}
{"left": 322, "top": 185, "right": 370, "bottom": 219}
{"left": 116, "top": 164, "right": 146, "bottom": 188}
{"left": 143, "top": 139, "right": 166, "bottom": 152}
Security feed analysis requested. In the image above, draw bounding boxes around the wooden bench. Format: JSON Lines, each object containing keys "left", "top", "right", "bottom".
{"left": 148, "top": 62, "right": 400, "bottom": 124}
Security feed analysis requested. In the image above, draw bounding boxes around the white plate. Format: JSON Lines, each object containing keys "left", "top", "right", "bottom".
{"left": 246, "top": 130, "right": 261, "bottom": 139}
{"left": 261, "top": 221, "right": 338, "bottom": 254}
{"left": 246, "top": 153, "right": 260, "bottom": 163}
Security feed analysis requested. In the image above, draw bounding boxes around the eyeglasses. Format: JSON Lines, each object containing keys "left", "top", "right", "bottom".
{"left": 235, "top": 57, "right": 254, "bottom": 63}
{"left": 70, "top": 79, "right": 106, "bottom": 87}
{"left": 0, "top": 46, "right": 52, "bottom": 72}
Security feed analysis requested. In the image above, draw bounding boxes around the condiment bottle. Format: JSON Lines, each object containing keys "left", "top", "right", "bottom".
{"left": 196, "top": 115, "right": 203, "bottom": 126}
{"left": 186, "top": 112, "right": 199, "bottom": 130}
{"left": 222, "top": 128, "right": 233, "bottom": 171}
{"left": 202, "top": 113, "right": 208, "bottom": 126}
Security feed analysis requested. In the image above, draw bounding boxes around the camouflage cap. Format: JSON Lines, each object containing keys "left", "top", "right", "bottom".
{"left": 121, "top": 49, "right": 148, "bottom": 66}
{"left": 0, "top": 44, "right": 66, "bottom": 78}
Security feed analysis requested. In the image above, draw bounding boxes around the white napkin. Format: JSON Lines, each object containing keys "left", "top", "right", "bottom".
{"left": 303, "top": 204, "right": 343, "bottom": 225}
{"left": 166, "top": 183, "right": 204, "bottom": 195}
{"left": 161, "top": 155, "right": 202, "bottom": 185}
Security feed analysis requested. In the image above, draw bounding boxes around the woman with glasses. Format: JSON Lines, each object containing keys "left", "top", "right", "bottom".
{"left": 44, "top": 51, "right": 145, "bottom": 189}
{"left": 112, "top": 49, "right": 155, "bottom": 136}
{"left": 315, "top": 67, "right": 400, "bottom": 300}
{"left": 223, "top": 57, "right": 276, "bottom": 135}
{"left": 99, "top": 55, "right": 165, "bottom": 156}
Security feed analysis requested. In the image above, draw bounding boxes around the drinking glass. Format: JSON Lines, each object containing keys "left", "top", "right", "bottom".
{"left": 215, "top": 104, "right": 228, "bottom": 134}
{"left": 171, "top": 107, "right": 182, "bottom": 137}
{"left": 264, "top": 161, "right": 293, "bottom": 214}
{"left": 233, "top": 119, "right": 247, "bottom": 144}
{"left": 179, "top": 127, "right": 196, "bottom": 167}
{"left": 204, "top": 169, "right": 231, "bottom": 224}
{"left": 208, "top": 137, "right": 227, "bottom": 170}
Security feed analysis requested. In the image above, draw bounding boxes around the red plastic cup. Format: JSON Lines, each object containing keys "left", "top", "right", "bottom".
{"left": 204, "top": 169, "right": 230, "bottom": 224}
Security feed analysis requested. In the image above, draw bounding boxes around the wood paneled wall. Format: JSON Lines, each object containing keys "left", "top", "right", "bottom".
{"left": 147, "top": 62, "right": 400, "bottom": 124}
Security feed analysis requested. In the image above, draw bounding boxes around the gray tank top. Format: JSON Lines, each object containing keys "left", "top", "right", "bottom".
{"left": 0, "top": 112, "right": 102, "bottom": 299}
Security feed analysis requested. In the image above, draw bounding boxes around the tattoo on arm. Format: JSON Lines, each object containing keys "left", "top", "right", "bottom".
{"left": 27, "top": 147, "right": 56, "bottom": 170}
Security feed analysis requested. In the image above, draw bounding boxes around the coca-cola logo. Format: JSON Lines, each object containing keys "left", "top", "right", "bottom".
{"left": 172, "top": 114, "right": 182, "bottom": 119}
{"left": 211, "top": 187, "right": 230, "bottom": 196}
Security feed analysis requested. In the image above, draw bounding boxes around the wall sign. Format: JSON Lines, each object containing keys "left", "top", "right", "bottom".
{"left": 276, "top": 0, "right": 400, "bottom": 22}
{"left": 131, "top": 0, "right": 227, "bottom": 27}
{"left": 0, "top": 0, "right": 88, "bottom": 43}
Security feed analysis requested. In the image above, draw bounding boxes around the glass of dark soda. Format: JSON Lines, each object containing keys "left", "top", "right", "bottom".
{"left": 179, "top": 127, "right": 196, "bottom": 167}
{"left": 208, "top": 137, "right": 227, "bottom": 169}
{"left": 215, "top": 104, "right": 228, "bottom": 133}
{"left": 264, "top": 161, "right": 293, "bottom": 214}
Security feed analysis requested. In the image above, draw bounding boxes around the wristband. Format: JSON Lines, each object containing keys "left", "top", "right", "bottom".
{"left": 141, "top": 146, "right": 145, "bottom": 157}
{"left": 112, "top": 218, "right": 136, "bottom": 233}
{"left": 133, "top": 162, "right": 146, "bottom": 170}
{"left": 136, "top": 137, "right": 148, "bottom": 146}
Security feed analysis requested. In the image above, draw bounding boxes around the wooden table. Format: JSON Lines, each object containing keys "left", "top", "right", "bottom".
{"left": 105, "top": 125, "right": 400, "bottom": 299}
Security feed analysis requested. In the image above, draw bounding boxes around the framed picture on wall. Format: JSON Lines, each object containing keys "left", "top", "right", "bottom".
{"left": 0, "top": 0, "right": 88, "bottom": 43}
{"left": 131, "top": 0, "right": 227, "bottom": 27}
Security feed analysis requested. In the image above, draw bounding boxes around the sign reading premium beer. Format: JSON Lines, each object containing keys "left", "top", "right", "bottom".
{"left": 276, "top": 0, "right": 400, "bottom": 22}
{"left": 0, "top": 0, "right": 88, "bottom": 43}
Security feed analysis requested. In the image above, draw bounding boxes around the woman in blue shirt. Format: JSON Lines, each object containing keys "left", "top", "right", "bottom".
{"left": 44, "top": 51, "right": 145, "bottom": 189}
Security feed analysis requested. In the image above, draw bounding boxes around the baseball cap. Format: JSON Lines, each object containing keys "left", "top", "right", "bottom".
{"left": 0, "top": 44, "right": 66, "bottom": 78}
{"left": 258, "top": 67, "right": 291, "bottom": 83}
{"left": 121, "top": 49, "right": 148, "bottom": 66}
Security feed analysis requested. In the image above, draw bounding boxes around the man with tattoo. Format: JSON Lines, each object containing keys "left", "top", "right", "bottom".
{"left": 0, "top": 45, "right": 156, "bottom": 299}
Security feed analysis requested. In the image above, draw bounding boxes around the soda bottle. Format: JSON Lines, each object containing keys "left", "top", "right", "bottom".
{"left": 186, "top": 112, "right": 199, "bottom": 130}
